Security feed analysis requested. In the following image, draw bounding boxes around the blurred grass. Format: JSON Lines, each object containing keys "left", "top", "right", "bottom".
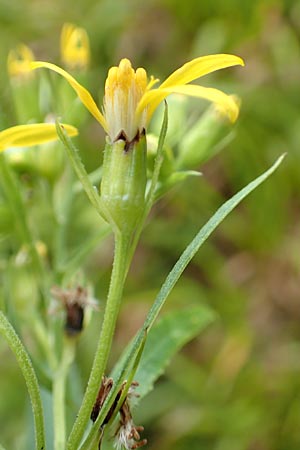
{"left": 1, "top": 0, "right": 300, "bottom": 449}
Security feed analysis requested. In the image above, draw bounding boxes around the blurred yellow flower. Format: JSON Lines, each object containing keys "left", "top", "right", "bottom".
{"left": 0, "top": 123, "right": 78, "bottom": 152}
{"left": 60, "top": 23, "right": 90, "bottom": 70}
{"left": 31, "top": 54, "right": 244, "bottom": 142}
{"left": 7, "top": 44, "right": 35, "bottom": 79}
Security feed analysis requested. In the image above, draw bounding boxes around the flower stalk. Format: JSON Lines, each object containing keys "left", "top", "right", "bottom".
{"left": 67, "top": 232, "right": 132, "bottom": 449}
{"left": 53, "top": 339, "right": 76, "bottom": 450}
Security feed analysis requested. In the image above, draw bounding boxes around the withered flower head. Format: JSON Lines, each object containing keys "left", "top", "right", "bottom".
{"left": 51, "top": 285, "right": 91, "bottom": 336}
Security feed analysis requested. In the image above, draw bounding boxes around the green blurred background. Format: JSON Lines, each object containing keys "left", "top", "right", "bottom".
{"left": 1, "top": 0, "right": 300, "bottom": 449}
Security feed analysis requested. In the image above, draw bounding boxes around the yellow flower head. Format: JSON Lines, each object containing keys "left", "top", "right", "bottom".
{"left": 30, "top": 54, "right": 244, "bottom": 142}
{"left": 7, "top": 44, "right": 35, "bottom": 79}
{"left": 60, "top": 23, "right": 90, "bottom": 70}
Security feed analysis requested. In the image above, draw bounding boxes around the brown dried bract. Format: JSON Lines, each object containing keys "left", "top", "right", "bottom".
{"left": 91, "top": 376, "right": 114, "bottom": 423}
{"left": 91, "top": 377, "right": 146, "bottom": 450}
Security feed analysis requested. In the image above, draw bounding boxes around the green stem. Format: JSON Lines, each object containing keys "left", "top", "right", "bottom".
{"left": 0, "top": 312, "right": 45, "bottom": 450}
{"left": 32, "top": 319, "right": 57, "bottom": 370}
{"left": 53, "top": 340, "right": 76, "bottom": 450}
{"left": 53, "top": 371, "right": 66, "bottom": 450}
{"left": 67, "top": 232, "right": 131, "bottom": 449}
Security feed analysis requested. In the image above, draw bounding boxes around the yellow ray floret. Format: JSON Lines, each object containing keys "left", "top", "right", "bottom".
{"left": 137, "top": 54, "right": 244, "bottom": 122}
{"left": 30, "top": 62, "right": 108, "bottom": 131}
{"left": 0, "top": 123, "right": 78, "bottom": 152}
{"left": 160, "top": 54, "right": 244, "bottom": 88}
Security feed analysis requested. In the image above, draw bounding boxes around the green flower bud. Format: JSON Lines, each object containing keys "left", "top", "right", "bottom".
{"left": 176, "top": 104, "right": 237, "bottom": 170}
{"left": 7, "top": 142, "right": 65, "bottom": 182}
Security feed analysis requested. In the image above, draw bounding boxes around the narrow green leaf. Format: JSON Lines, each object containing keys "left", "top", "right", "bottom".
{"left": 0, "top": 312, "right": 45, "bottom": 450}
{"left": 134, "top": 305, "right": 215, "bottom": 401}
{"left": 55, "top": 121, "right": 111, "bottom": 224}
{"left": 146, "top": 101, "right": 168, "bottom": 206}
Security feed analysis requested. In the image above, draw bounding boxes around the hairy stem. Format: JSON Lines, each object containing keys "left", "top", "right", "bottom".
{"left": 67, "top": 232, "right": 131, "bottom": 449}
{"left": 53, "top": 340, "right": 75, "bottom": 450}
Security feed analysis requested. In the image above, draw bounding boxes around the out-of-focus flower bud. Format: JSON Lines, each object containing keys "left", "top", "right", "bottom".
{"left": 176, "top": 98, "right": 240, "bottom": 170}
{"left": 7, "top": 44, "right": 35, "bottom": 80}
{"left": 60, "top": 23, "right": 90, "bottom": 71}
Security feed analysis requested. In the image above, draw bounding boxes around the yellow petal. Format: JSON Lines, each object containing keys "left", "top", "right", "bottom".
{"left": 139, "top": 85, "right": 240, "bottom": 123}
{"left": 160, "top": 54, "right": 244, "bottom": 89}
{"left": 30, "top": 61, "right": 108, "bottom": 131}
{"left": 169, "top": 85, "right": 240, "bottom": 122}
{"left": 0, "top": 123, "right": 78, "bottom": 152}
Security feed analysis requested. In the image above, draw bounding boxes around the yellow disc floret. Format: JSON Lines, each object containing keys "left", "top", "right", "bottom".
{"left": 104, "top": 58, "right": 148, "bottom": 142}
